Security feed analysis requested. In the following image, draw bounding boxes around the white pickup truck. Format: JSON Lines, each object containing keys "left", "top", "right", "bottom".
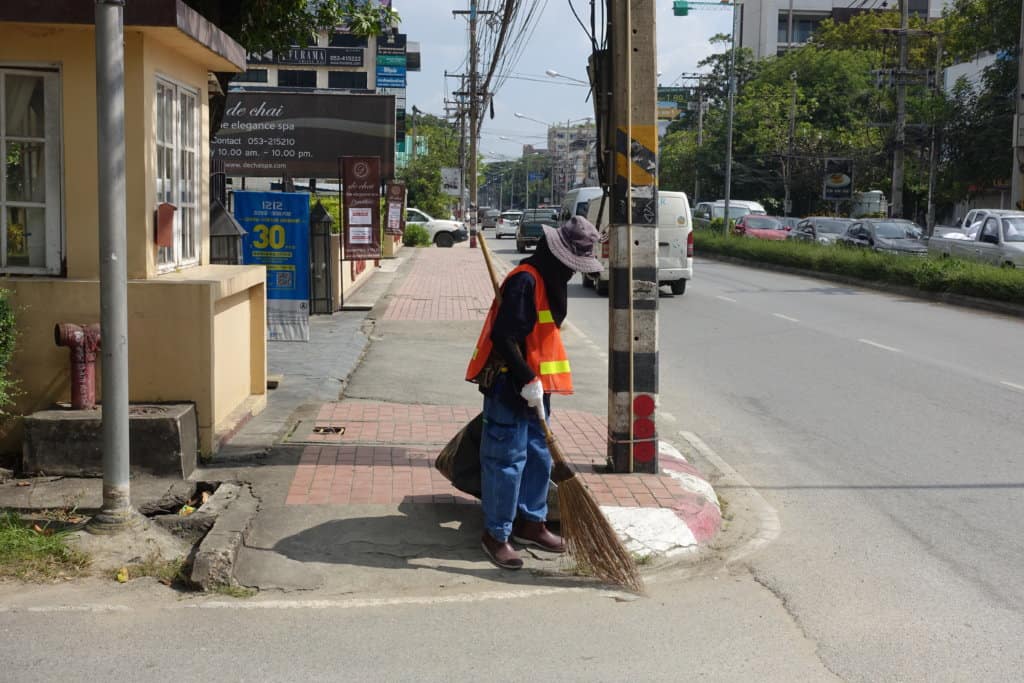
{"left": 927, "top": 212, "right": 1024, "bottom": 268}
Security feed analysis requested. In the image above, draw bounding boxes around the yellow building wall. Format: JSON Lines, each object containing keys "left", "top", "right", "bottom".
{"left": 1, "top": 269, "right": 265, "bottom": 455}
{"left": 0, "top": 24, "right": 266, "bottom": 458}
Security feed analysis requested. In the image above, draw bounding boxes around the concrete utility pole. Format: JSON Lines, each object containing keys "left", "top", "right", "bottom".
{"left": 785, "top": 71, "right": 797, "bottom": 216}
{"left": 926, "top": 35, "right": 944, "bottom": 233}
{"left": 454, "top": 2, "right": 494, "bottom": 246}
{"left": 607, "top": 0, "right": 659, "bottom": 474}
{"left": 91, "top": 0, "right": 135, "bottom": 533}
{"left": 891, "top": 0, "right": 909, "bottom": 218}
{"left": 722, "top": 1, "right": 739, "bottom": 235}
{"left": 1012, "top": 0, "right": 1024, "bottom": 209}
{"left": 695, "top": 76, "right": 705, "bottom": 203}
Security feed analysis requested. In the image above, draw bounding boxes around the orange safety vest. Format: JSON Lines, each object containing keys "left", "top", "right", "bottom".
{"left": 466, "top": 264, "right": 573, "bottom": 394}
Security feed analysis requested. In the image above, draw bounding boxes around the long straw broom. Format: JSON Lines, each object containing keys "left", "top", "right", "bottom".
{"left": 477, "top": 233, "right": 643, "bottom": 593}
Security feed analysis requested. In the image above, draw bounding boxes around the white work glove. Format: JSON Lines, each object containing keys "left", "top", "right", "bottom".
{"left": 520, "top": 378, "right": 544, "bottom": 408}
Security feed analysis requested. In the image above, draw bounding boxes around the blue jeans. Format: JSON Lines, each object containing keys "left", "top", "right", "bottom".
{"left": 479, "top": 380, "right": 552, "bottom": 542}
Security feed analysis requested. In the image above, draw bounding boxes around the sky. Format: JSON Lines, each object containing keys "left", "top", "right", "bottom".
{"left": 395, "top": 1, "right": 733, "bottom": 159}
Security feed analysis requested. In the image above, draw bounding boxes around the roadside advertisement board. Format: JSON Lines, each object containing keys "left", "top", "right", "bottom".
{"left": 823, "top": 158, "right": 854, "bottom": 201}
{"left": 247, "top": 46, "right": 364, "bottom": 67}
{"left": 212, "top": 91, "right": 396, "bottom": 178}
{"left": 385, "top": 181, "right": 406, "bottom": 235}
{"left": 234, "top": 191, "right": 311, "bottom": 342}
{"left": 342, "top": 157, "right": 382, "bottom": 260}
{"left": 441, "top": 167, "right": 462, "bottom": 196}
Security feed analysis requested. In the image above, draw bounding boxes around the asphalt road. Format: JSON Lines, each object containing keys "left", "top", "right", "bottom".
{"left": 3, "top": 243, "right": 1021, "bottom": 681}
{"left": 563, "top": 256, "right": 1024, "bottom": 681}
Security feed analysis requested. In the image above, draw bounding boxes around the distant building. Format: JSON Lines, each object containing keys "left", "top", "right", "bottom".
{"left": 545, "top": 122, "right": 597, "bottom": 199}
{"left": 741, "top": 0, "right": 948, "bottom": 59}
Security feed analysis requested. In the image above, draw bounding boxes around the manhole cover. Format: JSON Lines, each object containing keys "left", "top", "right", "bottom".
{"left": 283, "top": 419, "right": 348, "bottom": 445}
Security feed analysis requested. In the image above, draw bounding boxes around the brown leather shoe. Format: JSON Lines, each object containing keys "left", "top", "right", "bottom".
{"left": 481, "top": 532, "right": 524, "bottom": 570}
{"left": 512, "top": 520, "right": 566, "bottom": 554}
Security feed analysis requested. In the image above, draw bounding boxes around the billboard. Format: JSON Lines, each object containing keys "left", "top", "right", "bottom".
{"left": 342, "top": 157, "right": 382, "bottom": 260}
{"left": 441, "top": 167, "right": 462, "bottom": 196}
{"left": 247, "top": 46, "right": 364, "bottom": 67}
{"left": 234, "top": 191, "right": 311, "bottom": 342}
{"left": 823, "top": 158, "right": 854, "bottom": 201}
{"left": 212, "top": 91, "right": 396, "bottom": 179}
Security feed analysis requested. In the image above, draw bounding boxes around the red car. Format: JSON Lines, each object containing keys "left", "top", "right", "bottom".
{"left": 734, "top": 215, "right": 789, "bottom": 240}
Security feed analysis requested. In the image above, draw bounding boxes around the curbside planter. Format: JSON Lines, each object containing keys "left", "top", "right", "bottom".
{"left": 190, "top": 482, "right": 259, "bottom": 590}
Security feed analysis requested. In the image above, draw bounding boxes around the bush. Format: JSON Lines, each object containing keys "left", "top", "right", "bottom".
{"left": 0, "top": 290, "right": 15, "bottom": 414}
{"left": 693, "top": 233, "right": 1024, "bottom": 305}
{"left": 402, "top": 224, "right": 431, "bottom": 247}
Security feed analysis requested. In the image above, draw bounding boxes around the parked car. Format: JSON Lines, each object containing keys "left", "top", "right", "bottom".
{"left": 479, "top": 208, "right": 501, "bottom": 229}
{"left": 693, "top": 200, "right": 767, "bottom": 230}
{"left": 405, "top": 207, "right": 468, "bottom": 248}
{"left": 927, "top": 214, "right": 1024, "bottom": 268}
{"left": 837, "top": 219, "right": 929, "bottom": 256}
{"left": 516, "top": 208, "right": 558, "bottom": 253}
{"left": 788, "top": 217, "right": 853, "bottom": 244}
{"left": 579, "top": 190, "right": 694, "bottom": 296}
{"left": 734, "top": 215, "right": 788, "bottom": 240}
{"left": 495, "top": 210, "right": 522, "bottom": 239}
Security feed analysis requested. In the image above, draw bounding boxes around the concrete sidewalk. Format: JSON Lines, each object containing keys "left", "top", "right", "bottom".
{"left": 200, "top": 241, "right": 721, "bottom": 596}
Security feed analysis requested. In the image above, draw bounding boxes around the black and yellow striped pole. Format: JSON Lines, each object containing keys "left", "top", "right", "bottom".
{"left": 606, "top": 0, "right": 659, "bottom": 474}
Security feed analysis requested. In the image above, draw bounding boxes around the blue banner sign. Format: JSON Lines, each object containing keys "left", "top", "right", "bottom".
{"left": 234, "top": 191, "right": 311, "bottom": 342}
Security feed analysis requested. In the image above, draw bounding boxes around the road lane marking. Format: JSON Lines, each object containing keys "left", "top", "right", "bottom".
{"left": 1001, "top": 381, "right": 1024, "bottom": 393}
{"left": 772, "top": 313, "right": 799, "bottom": 323}
{"left": 716, "top": 295, "right": 737, "bottom": 303}
{"left": 858, "top": 338, "right": 902, "bottom": 353}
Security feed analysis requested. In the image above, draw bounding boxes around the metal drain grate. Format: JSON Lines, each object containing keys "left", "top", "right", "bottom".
{"left": 282, "top": 419, "right": 348, "bottom": 445}
{"left": 313, "top": 425, "right": 344, "bottom": 435}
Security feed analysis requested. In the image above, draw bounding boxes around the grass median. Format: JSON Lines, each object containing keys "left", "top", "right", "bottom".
{"left": 694, "top": 231, "right": 1024, "bottom": 305}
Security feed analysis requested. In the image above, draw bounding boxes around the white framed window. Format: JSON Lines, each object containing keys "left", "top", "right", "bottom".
{"left": 1, "top": 66, "right": 62, "bottom": 275}
{"left": 155, "top": 77, "right": 199, "bottom": 270}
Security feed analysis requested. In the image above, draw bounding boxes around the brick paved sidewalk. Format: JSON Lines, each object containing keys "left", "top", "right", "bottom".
{"left": 285, "top": 402, "right": 718, "bottom": 529}
{"left": 379, "top": 245, "right": 510, "bottom": 322}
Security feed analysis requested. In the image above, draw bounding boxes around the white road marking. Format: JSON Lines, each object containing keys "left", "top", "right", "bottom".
{"left": 772, "top": 313, "right": 799, "bottom": 323}
{"left": 0, "top": 587, "right": 613, "bottom": 615}
{"left": 858, "top": 338, "right": 902, "bottom": 353}
{"left": 1001, "top": 381, "right": 1024, "bottom": 393}
{"left": 716, "top": 295, "right": 737, "bottom": 303}
{"left": 678, "top": 431, "right": 781, "bottom": 564}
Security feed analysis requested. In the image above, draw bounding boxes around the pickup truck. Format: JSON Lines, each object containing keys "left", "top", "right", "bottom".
{"left": 933, "top": 208, "right": 1020, "bottom": 238}
{"left": 516, "top": 208, "right": 558, "bottom": 253}
{"left": 927, "top": 213, "right": 1024, "bottom": 268}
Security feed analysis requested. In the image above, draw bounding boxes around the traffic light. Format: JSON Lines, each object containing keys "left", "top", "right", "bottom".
{"left": 673, "top": 0, "right": 689, "bottom": 16}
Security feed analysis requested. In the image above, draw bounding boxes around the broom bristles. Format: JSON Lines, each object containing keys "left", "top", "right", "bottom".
{"left": 557, "top": 478, "right": 644, "bottom": 593}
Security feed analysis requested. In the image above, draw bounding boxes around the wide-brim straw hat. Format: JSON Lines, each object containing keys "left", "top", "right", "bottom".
{"left": 542, "top": 216, "right": 604, "bottom": 273}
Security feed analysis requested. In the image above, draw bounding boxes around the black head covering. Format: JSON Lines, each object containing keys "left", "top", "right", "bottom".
{"left": 523, "top": 235, "right": 572, "bottom": 327}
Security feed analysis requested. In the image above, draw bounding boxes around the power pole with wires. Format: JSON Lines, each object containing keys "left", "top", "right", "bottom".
{"left": 605, "top": 0, "right": 660, "bottom": 474}
{"left": 453, "top": 2, "right": 495, "bottom": 247}
{"left": 891, "top": 0, "right": 909, "bottom": 218}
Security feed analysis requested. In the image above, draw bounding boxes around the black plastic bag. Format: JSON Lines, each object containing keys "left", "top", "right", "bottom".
{"left": 434, "top": 413, "right": 483, "bottom": 498}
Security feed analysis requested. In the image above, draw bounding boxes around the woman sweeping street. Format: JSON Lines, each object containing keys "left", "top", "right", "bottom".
{"left": 465, "top": 216, "right": 603, "bottom": 569}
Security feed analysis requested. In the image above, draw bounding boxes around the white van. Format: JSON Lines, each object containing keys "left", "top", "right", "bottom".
{"left": 576, "top": 189, "right": 693, "bottom": 296}
{"left": 560, "top": 187, "right": 605, "bottom": 222}
{"left": 692, "top": 200, "right": 766, "bottom": 230}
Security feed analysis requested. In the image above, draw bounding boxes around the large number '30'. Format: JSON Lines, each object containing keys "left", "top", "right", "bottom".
{"left": 252, "top": 224, "right": 286, "bottom": 249}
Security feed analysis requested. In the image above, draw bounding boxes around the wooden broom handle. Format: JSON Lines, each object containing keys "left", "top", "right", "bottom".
{"left": 477, "top": 232, "right": 503, "bottom": 305}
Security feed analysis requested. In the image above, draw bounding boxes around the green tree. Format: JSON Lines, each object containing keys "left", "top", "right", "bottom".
{"left": 399, "top": 114, "right": 460, "bottom": 218}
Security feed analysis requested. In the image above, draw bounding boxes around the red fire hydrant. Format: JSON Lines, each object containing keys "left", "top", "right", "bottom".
{"left": 54, "top": 323, "right": 101, "bottom": 410}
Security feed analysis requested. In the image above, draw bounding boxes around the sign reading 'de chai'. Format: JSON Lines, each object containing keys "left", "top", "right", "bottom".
{"left": 342, "top": 157, "right": 382, "bottom": 260}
